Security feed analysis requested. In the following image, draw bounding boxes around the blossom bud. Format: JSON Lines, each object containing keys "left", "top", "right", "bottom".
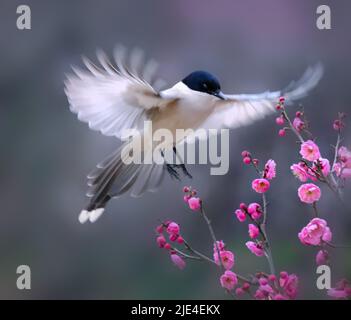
{"left": 276, "top": 116, "right": 285, "bottom": 125}
{"left": 243, "top": 157, "right": 251, "bottom": 164}
{"left": 239, "top": 203, "right": 247, "bottom": 211}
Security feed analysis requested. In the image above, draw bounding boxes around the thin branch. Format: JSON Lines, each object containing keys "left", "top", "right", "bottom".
{"left": 330, "top": 131, "right": 342, "bottom": 191}
{"left": 312, "top": 202, "right": 319, "bottom": 217}
{"left": 172, "top": 248, "right": 202, "bottom": 260}
{"left": 183, "top": 240, "right": 254, "bottom": 284}
{"left": 200, "top": 205, "right": 224, "bottom": 272}
{"left": 183, "top": 240, "right": 216, "bottom": 264}
{"left": 260, "top": 193, "right": 276, "bottom": 276}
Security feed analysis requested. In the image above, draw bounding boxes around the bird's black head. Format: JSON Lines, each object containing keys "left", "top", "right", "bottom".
{"left": 182, "top": 71, "right": 226, "bottom": 100}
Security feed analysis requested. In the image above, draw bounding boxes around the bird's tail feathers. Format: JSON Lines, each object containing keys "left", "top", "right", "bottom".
{"left": 78, "top": 143, "right": 164, "bottom": 224}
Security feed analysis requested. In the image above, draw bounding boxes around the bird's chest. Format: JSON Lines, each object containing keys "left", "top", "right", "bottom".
{"left": 151, "top": 98, "right": 214, "bottom": 147}
{"left": 174, "top": 95, "right": 215, "bottom": 127}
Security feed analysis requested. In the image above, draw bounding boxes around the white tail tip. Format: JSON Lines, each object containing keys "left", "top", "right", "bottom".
{"left": 89, "top": 208, "right": 105, "bottom": 223}
{"left": 78, "top": 210, "right": 89, "bottom": 224}
{"left": 78, "top": 208, "right": 105, "bottom": 224}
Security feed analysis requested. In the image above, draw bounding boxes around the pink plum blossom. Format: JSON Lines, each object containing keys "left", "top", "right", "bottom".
{"left": 333, "top": 119, "right": 344, "bottom": 131}
{"left": 264, "top": 159, "right": 276, "bottom": 180}
{"left": 247, "top": 203, "right": 262, "bottom": 220}
{"left": 235, "top": 209, "right": 246, "bottom": 222}
{"left": 167, "top": 222, "right": 180, "bottom": 235}
{"left": 254, "top": 289, "right": 266, "bottom": 299}
{"left": 176, "top": 236, "right": 184, "bottom": 244}
{"left": 281, "top": 273, "right": 298, "bottom": 299}
{"left": 327, "top": 280, "right": 351, "bottom": 299}
{"left": 316, "top": 249, "right": 329, "bottom": 265}
{"left": 333, "top": 146, "right": 351, "bottom": 178}
{"left": 332, "top": 162, "right": 342, "bottom": 176}
{"left": 259, "top": 283, "right": 274, "bottom": 294}
{"left": 278, "top": 129, "right": 286, "bottom": 137}
{"left": 333, "top": 114, "right": 346, "bottom": 131}
{"left": 248, "top": 224, "right": 259, "bottom": 239}
{"left": 214, "top": 250, "right": 235, "bottom": 270}
{"left": 297, "top": 183, "right": 321, "bottom": 203}
{"left": 290, "top": 162, "right": 314, "bottom": 182}
{"left": 214, "top": 240, "right": 226, "bottom": 251}
{"left": 333, "top": 162, "right": 351, "bottom": 178}
{"left": 268, "top": 274, "right": 276, "bottom": 282}
{"left": 170, "top": 253, "right": 186, "bottom": 270}
{"left": 220, "top": 270, "right": 238, "bottom": 290}
{"left": 246, "top": 241, "right": 265, "bottom": 257}
{"left": 293, "top": 117, "right": 305, "bottom": 132}
{"left": 187, "top": 197, "right": 201, "bottom": 211}
{"left": 298, "top": 218, "right": 332, "bottom": 246}
{"left": 156, "top": 224, "right": 164, "bottom": 234}
{"left": 243, "top": 157, "right": 251, "bottom": 164}
{"left": 300, "top": 140, "right": 321, "bottom": 161}
{"left": 313, "top": 158, "right": 330, "bottom": 177}
{"left": 242, "top": 282, "right": 250, "bottom": 291}
{"left": 276, "top": 116, "right": 284, "bottom": 125}
{"left": 328, "top": 288, "right": 350, "bottom": 299}
{"left": 239, "top": 202, "right": 247, "bottom": 210}
{"left": 252, "top": 178, "right": 270, "bottom": 193}
{"left": 338, "top": 146, "right": 351, "bottom": 166}
{"left": 156, "top": 235, "right": 167, "bottom": 248}
{"left": 258, "top": 277, "right": 274, "bottom": 295}
{"left": 169, "top": 233, "right": 178, "bottom": 242}
{"left": 241, "top": 150, "right": 251, "bottom": 158}
{"left": 235, "top": 288, "right": 244, "bottom": 296}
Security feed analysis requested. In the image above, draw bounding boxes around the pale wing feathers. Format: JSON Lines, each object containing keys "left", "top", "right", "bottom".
{"left": 64, "top": 46, "right": 167, "bottom": 139}
{"left": 202, "top": 63, "right": 323, "bottom": 130}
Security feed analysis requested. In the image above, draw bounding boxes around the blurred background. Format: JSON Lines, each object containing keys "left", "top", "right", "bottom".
{"left": 0, "top": 0, "right": 350, "bottom": 299}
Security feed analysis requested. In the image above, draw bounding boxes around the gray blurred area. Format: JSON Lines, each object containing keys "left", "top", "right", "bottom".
{"left": 0, "top": 0, "right": 350, "bottom": 299}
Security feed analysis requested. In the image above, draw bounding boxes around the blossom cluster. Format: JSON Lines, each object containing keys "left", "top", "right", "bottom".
{"left": 237, "top": 153, "right": 277, "bottom": 258}
{"left": 156, "top": 221, "right": 186, "bottom": 270}
{"left": 183, "top": 186, "right": 201, "bottom": 211}
{"left": 328, "top": 279, "right": 351, "bottom": 299}
{"left": 333, "top": 146, "right": 351, "bottom": 178}
{"left": 276, "top": 100, "right": 350, "bottom": 299}
{"left": 251, "top": 272, "right": 298, "bottom": 300}
{"left": 214, "top": 241, "right": 239, "bottom": 291}
{"left": 153, "top": 97, "right": 349, "bottom": 300}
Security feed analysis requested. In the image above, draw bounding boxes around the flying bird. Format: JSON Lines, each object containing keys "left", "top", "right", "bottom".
{"left": 64, "top": 46, "right": 323, "bottom": 223}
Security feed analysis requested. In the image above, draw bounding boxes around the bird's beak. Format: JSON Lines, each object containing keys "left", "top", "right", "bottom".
{"left": 212, "top": 91, "right": 227, "bottom": 100}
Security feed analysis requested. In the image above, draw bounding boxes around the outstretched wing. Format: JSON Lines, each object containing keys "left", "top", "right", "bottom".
{"left": 200, "top": 63, "right": 323, "bottom": 130}
{"left": 64, "top": 46, "right": 171, "bottom": 139}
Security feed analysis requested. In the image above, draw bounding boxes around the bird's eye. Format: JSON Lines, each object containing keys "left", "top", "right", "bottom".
{"left": 203, "top": 83, "right": 208, "bottom": 89}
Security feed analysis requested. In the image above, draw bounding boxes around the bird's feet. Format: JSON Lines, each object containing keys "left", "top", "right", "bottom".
{"left": 166, "top": 164, "right": 181, "bottom": 180}
{"left": 165, "top": 163, "right": 192, "bottom": 180}
{"left": 179, "top": 163, "right": 193, "bottom": 179}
